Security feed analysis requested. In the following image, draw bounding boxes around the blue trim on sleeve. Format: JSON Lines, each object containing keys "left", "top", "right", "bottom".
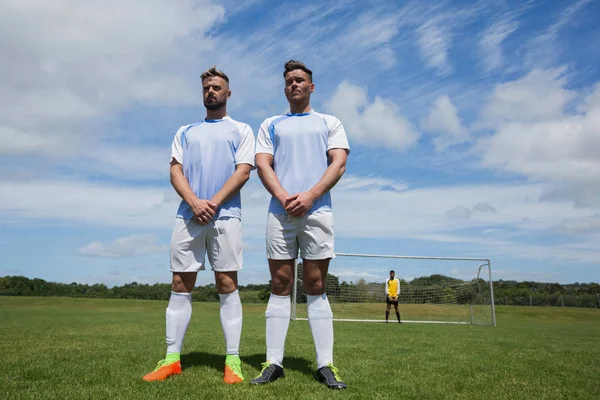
{"left": 180, "top": 121, "right": 203, "bottom": 147}
{"left": 267, "top": 115, "right": 291, "bottom": 152}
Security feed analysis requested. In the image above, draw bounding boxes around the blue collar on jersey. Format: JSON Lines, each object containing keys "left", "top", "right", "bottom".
{"left": 204, "top": 117, "right": 227, "bottom": 123}
{"left": 286, "top": 110, "right": 313, "bottom": 117}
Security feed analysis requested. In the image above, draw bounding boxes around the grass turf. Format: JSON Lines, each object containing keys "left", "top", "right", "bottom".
{"left": 1, "top": 297, "right": 599, "bottom": 399}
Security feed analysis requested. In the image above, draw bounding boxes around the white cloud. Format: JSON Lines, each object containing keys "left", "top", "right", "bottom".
{"left": 335, "top": 175, "right": 408, "bottom": 192}
{"left": 344, "top": 12, "right": 399, "bottom": 48}
{"left": 80, "top": 144, "right": 169, "bottom": 181}
{"left": 446, "top": 206, "right": 471, "bottom": 220}
{"left": 554, "top": 214, "right": 600, "bottom": 234}
{"left": 477, "top": 68, "right": 600, "bottom": 206}
{"left": 340, "top": 12, "right": 399, "bottom": 68}
{"left": 0, "top": 180, "right": 176, "bottom": 228}
{"left": 492, "top": 269, "right": 564, "bottom": 283}
{"left": 79, "top": 234, "right": 167, "bottom": 258}
{"left": 540, "top": 184, "right": 600, "bottom": 209}
{"left": 421, "top": 95, "right": 468, "bottom": 151}
{"left": 335, "top": 271, "right": 385, "bottom": 283}
{"left": 2, "top": 174, "right": 600, "bottom": 267}
{"left": 473, "top": 203, "right": 497, "bottom": 214}
{"left": 480, "top": 15, "right": 519, "bottom": 71}
{"left": 0, "top": 176, "right": 594, "bottom": 241}
{"left": 0, "top": 126, "right": 70, "bottom": 156}
{"left": 525, "top": 0, "right": 593, "bottom": 66}
{"left": 479, "top": 68, "right": 576, "bottom": 126}
{"left": 325, "top": 81, "right": 419, "bottom": 151}
{"left": 0, "top": 0, "right": 223, "bottom": 158}
{"left": 412, "top": 232, "right": 600, "bottom": 266}
{"left": 417, "top": 20, "right": 451, "bottom": 75}
{"left": 328, "top": 180, "right": 596, "bottom": 249}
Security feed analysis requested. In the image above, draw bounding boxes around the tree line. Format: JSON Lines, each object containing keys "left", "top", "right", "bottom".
{"left": 0, "top": 275, "right": 270, "bottom": 303}
{"left": 1, "top": 274, "right": 599, "bottom": 308}
{"left": 493, "top": 279, "right": 600, "bottom": 308}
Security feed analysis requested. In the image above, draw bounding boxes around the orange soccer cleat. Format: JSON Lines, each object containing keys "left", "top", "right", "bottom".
{"left": 142, "top": 359, "right": 182, "bottom": 382}
{"left": 223, "top": 355, "right": 244, "bottom": 384}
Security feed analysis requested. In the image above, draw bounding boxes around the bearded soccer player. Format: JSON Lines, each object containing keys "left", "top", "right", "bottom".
{"left": 142, "top": 67, "right": 255, "bottom": 384}
{"left": 385, "top": 270, "right": 402, "bottom": 323}
{"left": 252, "top": 60, "right": 350, "bottom": 389}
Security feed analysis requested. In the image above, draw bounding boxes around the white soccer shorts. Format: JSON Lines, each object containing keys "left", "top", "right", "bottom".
{"left": 170, "top": 217, "right": 243, "bottom": 272}
{"left": 266, "top": 211, "right": 334, "bottom": 260}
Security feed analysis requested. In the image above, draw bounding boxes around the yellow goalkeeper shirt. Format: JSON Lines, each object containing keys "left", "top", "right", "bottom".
{"left": 386, "top": 278, "right": 400, "bottom": 297}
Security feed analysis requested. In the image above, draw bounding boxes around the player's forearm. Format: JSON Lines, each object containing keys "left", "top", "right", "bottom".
{"left": 170, "top": 164, "right": 197, "bottom": 205}
{"left": 308, "top": 158, "right": 346, "bottom": 200}
{"left": 210, "top": 165, "right": 251, "bottom": 207}
{"left": 257, "top": 161, "right": 288, "bottom": 203}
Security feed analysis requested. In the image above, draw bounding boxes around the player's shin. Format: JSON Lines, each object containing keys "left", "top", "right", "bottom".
{"left": 307, "top": 293, "right": 334, "bottom": 368}
{"left": 166, "top": 291, "right": 192, "bottom": 358}
{"left": 265, "top": 293, "right": 291, "bottom": 367}
{"left": 219, "top": 289, "right": 243, "bottom": 355}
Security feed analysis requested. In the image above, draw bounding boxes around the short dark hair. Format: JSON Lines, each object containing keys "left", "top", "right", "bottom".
{"left": 201, "top": 66, "right": 229, "bottom": 83}
{"left": 390, "top": 270, "right": 395, "bottom": 274}
{"left": 283, "top": 60, "right": 313, "bottom": 82}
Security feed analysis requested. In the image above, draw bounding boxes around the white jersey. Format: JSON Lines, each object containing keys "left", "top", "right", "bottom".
{"left": 171, "top": 116, "right": 255, "bottom": 220}
{"left": 255, "top": 110, "right": 350, "bottom": 215}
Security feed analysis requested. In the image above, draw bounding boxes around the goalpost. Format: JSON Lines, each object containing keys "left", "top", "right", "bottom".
{"left": 291, "top": 253, "right": 496, "bottom": 326}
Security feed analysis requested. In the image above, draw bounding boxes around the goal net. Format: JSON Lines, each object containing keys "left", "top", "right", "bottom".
{"left": 292, "top": 253, "right": 496, "bottom": 326}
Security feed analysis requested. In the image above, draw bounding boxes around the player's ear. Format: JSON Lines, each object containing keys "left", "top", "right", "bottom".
{"left": 310, "top": 82, "right": 315, "bottom": 93}
{"left": 226, "top": 89, "right": 231, "bottom": 99}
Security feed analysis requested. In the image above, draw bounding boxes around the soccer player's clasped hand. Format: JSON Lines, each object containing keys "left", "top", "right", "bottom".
{"left": 189, "top": 198, "right": 217, "bottom": 225}
{"left": 285, "top": 192, "right": 315, "bottom": 217}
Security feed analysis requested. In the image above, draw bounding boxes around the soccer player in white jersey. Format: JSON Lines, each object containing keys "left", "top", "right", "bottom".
{"left": 142, "top": 67, "right": 255, "bottom": 384}
{"left": 251, "top": 60, "right": 350, "bottom": 389}
{"left": 385, "top": 270, "right": 402, "bottom": 323}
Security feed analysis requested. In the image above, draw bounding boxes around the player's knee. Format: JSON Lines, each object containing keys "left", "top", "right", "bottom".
{"left": 216, "top": 280, "right": 237, "bottom": 294}
{"left": 271, "top": 274, "right": 293, "bottom": 296}
{"left": 171, "top": 275, "right": 184, "bottom": 292}
{"left": 303, "top": 278, "right": 324, "bottom": 295}
{"left": 172, "top": 273, "right": 195, "bottom": 293}
{"left": 215, "top": 272, "right": 238, "bottom": 294}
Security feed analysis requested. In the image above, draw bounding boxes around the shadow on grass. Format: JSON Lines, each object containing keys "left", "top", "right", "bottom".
{"left": 181, "top": 352, "right": 314, "bottom": 377}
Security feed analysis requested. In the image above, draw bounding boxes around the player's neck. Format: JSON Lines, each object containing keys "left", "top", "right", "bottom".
{"left": 205, "top": 108, "right": 227, "bottom": 120}
{"left": 289, "top": 101, "right": 311, "bottom": 114}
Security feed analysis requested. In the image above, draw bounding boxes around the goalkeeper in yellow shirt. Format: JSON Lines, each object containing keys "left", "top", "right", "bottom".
{"left": 385, "top": 270, "right": 402, "bottom": 323}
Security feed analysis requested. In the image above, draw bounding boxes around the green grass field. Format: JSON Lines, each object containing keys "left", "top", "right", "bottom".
{"left": 1, "top": 297, "right": 599, "bottom": 399}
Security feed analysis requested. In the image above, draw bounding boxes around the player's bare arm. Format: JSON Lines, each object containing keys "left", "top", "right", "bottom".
{"left": 256, "top": 153, "right": 290, "bottom": 209}
{"left": 285, "top": 148, "right": 348, "bottom": 217}
{"left": 170, "top": 159, "right": 217, "bottom": 224}
{"left": 210, "top": 163, "right": 252, "bottom": 207}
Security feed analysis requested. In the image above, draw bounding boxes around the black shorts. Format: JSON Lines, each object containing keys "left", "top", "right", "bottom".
{"left": 386, "top": 296, "right": 398, "bottom": 305}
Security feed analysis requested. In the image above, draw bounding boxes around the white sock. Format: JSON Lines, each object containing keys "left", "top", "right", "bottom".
{"left": 308, "top": 293, "right": 334, "bottom": 369}
{"left": 166, "top": 291, "right": 192, "bottom": 355}
{"left": 265, "top": 293, "right": 290, "bottom": 367}
{"left": 219, "top": 289, "right": 243, "bottom": 356}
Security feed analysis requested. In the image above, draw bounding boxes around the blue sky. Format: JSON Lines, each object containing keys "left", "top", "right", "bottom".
{"left": 1, "top": 0, "right": 600, "bottom": 287}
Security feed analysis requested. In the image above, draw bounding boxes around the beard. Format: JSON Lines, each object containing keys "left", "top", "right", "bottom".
{"left": 204, "top": 97, "right": 226, "bottom": 111}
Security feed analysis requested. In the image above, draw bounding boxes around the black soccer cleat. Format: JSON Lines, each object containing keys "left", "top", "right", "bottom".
{"left": 250, "top": 362, "right": 284, "bottom": 385}
{"left": 316, "top": 364, "right": 347, "bottom": 390}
